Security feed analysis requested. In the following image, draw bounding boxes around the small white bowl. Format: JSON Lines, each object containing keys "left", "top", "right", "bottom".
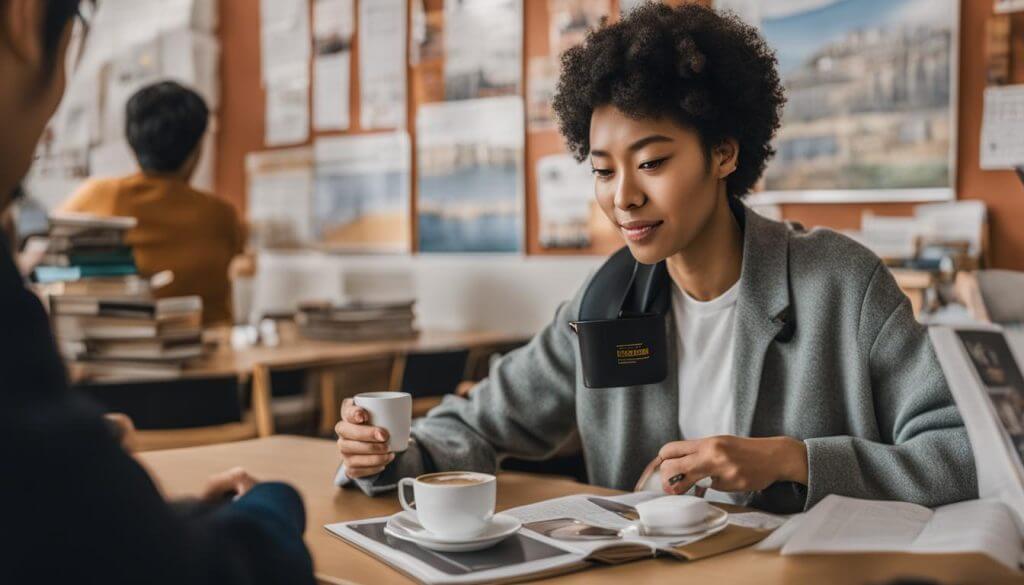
{"left": 635, "top": 495, "right": 714, "bottom": 532}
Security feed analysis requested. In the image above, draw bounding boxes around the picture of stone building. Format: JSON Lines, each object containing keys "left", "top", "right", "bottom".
{"left": 723, "top": 0, "right": 957, "bottom": 195}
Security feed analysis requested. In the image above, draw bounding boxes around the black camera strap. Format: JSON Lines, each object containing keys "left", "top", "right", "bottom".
{"left": 578, "top": 247, "right": 671, "bottom": 322}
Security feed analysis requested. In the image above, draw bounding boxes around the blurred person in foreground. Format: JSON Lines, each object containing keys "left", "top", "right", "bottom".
{"left": 0, "top": 1, "right": 314, "bottom": 582}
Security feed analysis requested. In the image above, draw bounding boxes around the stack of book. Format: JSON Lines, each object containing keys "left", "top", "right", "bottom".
{"left": 52, "top": 295, "right": 205, "bottom": 382}
{"left": 33, "top": 212, "right": 139, "bottom": 285}
{"left": 296, "top": 300, "right": 418, "bottom": 342}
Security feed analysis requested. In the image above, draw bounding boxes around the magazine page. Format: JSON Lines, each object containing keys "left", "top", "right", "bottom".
{"left": 504, "top": 492, "right": 785, "bottom": 559}
{"left": 930, "top": 326, "right": 1024, "bottom": 529}
{"left": 324, "top": 517, "right": 588, "bottom": 585}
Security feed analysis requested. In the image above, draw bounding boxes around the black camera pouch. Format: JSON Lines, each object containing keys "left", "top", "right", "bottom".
{"left": 571, "top": 246, "right": 670, "bottom": 389}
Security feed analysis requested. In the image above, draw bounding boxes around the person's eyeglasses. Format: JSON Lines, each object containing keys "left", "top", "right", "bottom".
{"left": 67, "top": 0, "right": 97, "bottom": 75}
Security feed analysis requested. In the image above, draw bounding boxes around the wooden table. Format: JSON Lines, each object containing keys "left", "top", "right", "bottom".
{"left": 140, "top": 436, "right": 1024, "bottom": 585}
{"left": 192, "top": 325, "right": 529, "bottom": 379}
{"left": 75, "top": 327, "right": 530, "bottom": 438}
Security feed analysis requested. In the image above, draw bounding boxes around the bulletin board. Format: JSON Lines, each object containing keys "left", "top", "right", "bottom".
{"left": 216, "top": 0, "right": 708, "bottom": 256}
{"left": 215, "top": 0, "right": 1024, "bottom": 269}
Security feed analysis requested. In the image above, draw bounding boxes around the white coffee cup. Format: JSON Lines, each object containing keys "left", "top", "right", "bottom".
{"left": 353, "top": 391, "right": 411, "bottom": 453}
{"left": 398, "top": 472, "right": 496, "bottom": 539}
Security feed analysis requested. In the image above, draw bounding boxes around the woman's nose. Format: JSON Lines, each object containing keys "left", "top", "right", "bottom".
{"left": 614, "top": 173, "right": 647, "bottom": 210}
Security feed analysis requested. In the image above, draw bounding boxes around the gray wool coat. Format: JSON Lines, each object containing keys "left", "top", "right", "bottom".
{"left": 341, "top": 205, "right": 978, "bottom": 513}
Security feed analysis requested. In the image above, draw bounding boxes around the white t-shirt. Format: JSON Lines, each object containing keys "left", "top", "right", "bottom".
{"left": 672, "top": 279, "right": 740, "bottom": 442}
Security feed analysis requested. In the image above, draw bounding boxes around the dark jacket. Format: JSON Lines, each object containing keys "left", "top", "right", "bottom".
{"left": 0, "top": 232, "right": 315, "bottom": 584}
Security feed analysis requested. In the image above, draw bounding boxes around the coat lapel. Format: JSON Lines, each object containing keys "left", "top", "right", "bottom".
{"left": 731, "top": 207, "right": 792, "bottom": 438}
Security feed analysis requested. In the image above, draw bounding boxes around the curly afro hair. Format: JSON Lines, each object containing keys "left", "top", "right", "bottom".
{"left": 552, "top": 2, "right": 785, "bottom": 199}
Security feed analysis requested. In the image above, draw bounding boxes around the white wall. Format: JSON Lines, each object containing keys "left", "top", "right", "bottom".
{"left": 247, "top": 251, "right": 605, "bottom": 335}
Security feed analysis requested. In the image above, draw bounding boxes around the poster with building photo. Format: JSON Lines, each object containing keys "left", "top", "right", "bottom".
{"left": 314, "top": 133, "right": 411, "bottom": 253}
{"left": 718, "top": 0, "right": 957, "bottom": 202}
{"left": 417, "top": 96, "right": 524, "bottom": 253}
{"left": 444, "top": 0, "right": 522, "bottom": 101}
{"left": 958, "top": 330, "right": 1024, "bottom": 466}
{"left": 537, "top": 154, "right": 593, "bottom": 249}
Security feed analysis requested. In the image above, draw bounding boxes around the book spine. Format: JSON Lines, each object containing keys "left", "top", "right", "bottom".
{"left": 34, "top": 263, "right": 138, "bottom": 283}
{"left": 42, "top": 250, "right": 135, "bottom": 267}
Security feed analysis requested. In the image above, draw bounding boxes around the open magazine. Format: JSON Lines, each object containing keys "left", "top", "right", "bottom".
{"left": 929, "top": 326, "right": 1024, "bottom": 527}
{"left": 325, "top": 491, "right": 783, "bottom": 585}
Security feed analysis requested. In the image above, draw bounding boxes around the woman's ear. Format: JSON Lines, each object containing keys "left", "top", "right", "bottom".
{"left": 713, "top": 138, "right": 739, "bottom": 180}
{"left": 1, "top": 0, "right": 45, "bottom": 69}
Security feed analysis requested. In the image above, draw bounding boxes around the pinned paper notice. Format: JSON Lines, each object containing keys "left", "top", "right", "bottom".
{"left": 980, "top": 85, "right": 1024, "bottom": 170}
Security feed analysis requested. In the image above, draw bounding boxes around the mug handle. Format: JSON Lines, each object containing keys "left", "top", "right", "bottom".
{"left": 398, "top": 477, "right": 417, "bottom": 512}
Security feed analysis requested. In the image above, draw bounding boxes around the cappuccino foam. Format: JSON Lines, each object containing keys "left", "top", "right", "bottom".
{"left": 419, "top": 473, "right": 488, "bottom": 486}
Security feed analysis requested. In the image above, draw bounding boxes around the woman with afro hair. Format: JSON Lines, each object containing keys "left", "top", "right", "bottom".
{"left": 335, "top": 3, "right": 976, "bottom": 513}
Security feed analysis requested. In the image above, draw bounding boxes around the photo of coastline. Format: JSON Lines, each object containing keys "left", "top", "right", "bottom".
{"left": 416, "top": 96, "right": 523, "bottom": 253}
{"left": 313, "top": 132, "right": 411, "bottom": 253}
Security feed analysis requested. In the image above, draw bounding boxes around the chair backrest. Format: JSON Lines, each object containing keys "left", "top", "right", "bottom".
{"left": 464, "top": 341, "right": 528, "bottom": 381}
{"left": 392, "top": 349, "right": 470, "bottom": 398}
{"left": 80, "top": 377, "right": 243, "bottom": 430}
{"left": 76, "top": 375, "right": 262, "bottom": 451}
{"left": 977, "top": 270, "right": 1024, "bottom": 325}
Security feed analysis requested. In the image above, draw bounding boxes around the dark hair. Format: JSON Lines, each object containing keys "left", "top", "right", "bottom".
{"left": 126, "top": 81, "right": 209, "bottom": 173}
{"left": 552, "top": 3, "right": 785, "bottom": 199}
{"left": 42, "top": 0, "right": 83, "bottom": 69}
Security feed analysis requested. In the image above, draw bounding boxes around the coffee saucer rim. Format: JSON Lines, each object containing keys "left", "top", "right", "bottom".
{"left": 627, "top": 506, "right": 729, "bottom": 537}
{"left": 386, "top": 510, "right": 522, "bottom": 545}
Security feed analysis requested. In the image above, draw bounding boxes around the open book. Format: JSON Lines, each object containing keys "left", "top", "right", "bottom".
{"left": 325, "top": 491, "right": 784, "bottom": 585}
{"left": 930, "top": 326, "right": 1024, "bottom": 524}
{"left": 757, "top": 495, "right": 1021, "bottom": 570}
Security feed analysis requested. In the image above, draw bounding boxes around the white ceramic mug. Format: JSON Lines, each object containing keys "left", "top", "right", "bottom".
{"left": 353, "top": 391, "right": 411, "bottom": 453}
{"left": 398, "top": 472, "right": 496, "bottom": 539}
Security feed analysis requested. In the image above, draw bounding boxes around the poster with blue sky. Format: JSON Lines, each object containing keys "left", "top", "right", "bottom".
{"left": 416, "top": 96, "right": 524, "bottom": 253}
{"left": 313, "top": 132, "right": 411, "bottom": 253}
{"left": 718, "top": 0, "right": 957, "bottom": 200}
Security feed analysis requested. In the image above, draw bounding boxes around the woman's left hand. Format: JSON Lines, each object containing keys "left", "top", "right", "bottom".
{"left": 656, "top": 435, "right": 808, "bottom": 495}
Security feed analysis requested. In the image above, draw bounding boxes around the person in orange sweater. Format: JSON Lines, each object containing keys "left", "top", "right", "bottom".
{"left": 60, "top": 81, "right": 244, "bottom": 325}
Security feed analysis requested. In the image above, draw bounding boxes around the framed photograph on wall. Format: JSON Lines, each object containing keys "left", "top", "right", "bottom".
{"left": 718, "top": 0, "right": 960, "bottom": 204}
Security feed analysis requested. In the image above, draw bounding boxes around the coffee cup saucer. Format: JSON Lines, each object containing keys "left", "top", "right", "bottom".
{"left": 620, "top": 506, "right": 729, "bottom": 538}
{"left": 384, "top": 511, "right": 522, "bottom": 552}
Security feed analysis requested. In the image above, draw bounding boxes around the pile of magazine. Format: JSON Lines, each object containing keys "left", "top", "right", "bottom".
{"left": 296, "top": 299, "right": 418, "bottom": 342}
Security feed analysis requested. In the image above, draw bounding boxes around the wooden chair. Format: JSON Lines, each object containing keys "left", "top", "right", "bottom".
{"left": 76, "top": 371, "right": 272, "bottom": 452}
{"left": 455, "top": 340, "right": 529, "bottom": 397}
{"left": 389, "top": 349, "right": 470, "bottom": 418}
{"left": 317, "top": 357, "right": 395, "bottom": 436}
{"left": 464, "top": 341, "right": 528, "bottom": 382}
{"left": 956, "top": 270, "right": 1024, "bottom": 325}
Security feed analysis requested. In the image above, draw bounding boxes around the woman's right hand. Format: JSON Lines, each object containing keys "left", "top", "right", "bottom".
{"left": 335, "top": 398, "right": 396, "bottom": 478}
